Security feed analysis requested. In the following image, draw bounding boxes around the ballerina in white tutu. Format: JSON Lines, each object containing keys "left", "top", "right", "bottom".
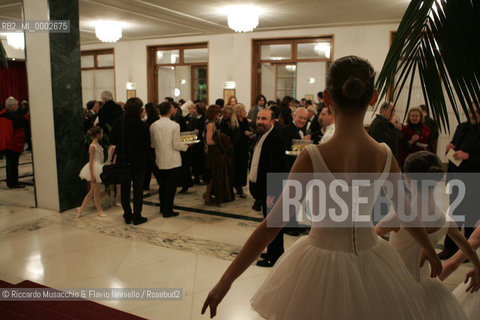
{"left": 376, "top": 151, "right": 480, "bottom": 320}
{"left": 77, "top": 126, "right": 107, "bottom": 218}
{"left": 440, "top": 225, "right": 480, "bottom": 320}
{"left": 202, "top": 56, "right": 443, "bottom": 320}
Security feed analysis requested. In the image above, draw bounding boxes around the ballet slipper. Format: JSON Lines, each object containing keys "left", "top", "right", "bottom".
{"left": 97, "top": 211, "right": 107, "bottom": 218}
{"left": 75, "top": 207, "right": 82, "bottom": 218}
{"left": 113, "top": 202, "right": 122, "bottom": 207}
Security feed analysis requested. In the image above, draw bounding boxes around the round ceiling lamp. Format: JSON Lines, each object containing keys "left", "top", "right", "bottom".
{"left": 6, "top": 33, "right": 25, "bottom": 50}
{"left": 227, "top": 5, "right": 260, "bottom": 32}
{"left": 95, "top": 21, "right": 123, "bottom": 43}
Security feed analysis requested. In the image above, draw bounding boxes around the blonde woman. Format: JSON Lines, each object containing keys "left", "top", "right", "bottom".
{"left": 233, "top": 104, "right": 253, "bottom": 197}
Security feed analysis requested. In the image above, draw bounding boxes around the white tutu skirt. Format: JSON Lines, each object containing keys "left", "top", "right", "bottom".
{"left": 420, "top": 278, "right": 467, "bottom": 320}
{"left": 79, "top": 162, "right": 104, "bottom": 183}
{"left": 251, "top": 236, "right": 427, "bottom": 320}
{"left": 452, "top": 281, "right": 479, "bottom": 320}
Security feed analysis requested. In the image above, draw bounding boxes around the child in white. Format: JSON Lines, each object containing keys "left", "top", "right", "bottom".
{"left": 376, "top": 151, "right": 480, "bottom": 320}
{"left": 440, "top": 225, "right": 480, "bottom": 320}
{"left": 77, "top": 126, "right": 107, "bottom": 218}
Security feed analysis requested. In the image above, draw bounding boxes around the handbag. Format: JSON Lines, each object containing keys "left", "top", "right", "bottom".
{"left": 100, "top": 118, "right": 130, "bottom": 185}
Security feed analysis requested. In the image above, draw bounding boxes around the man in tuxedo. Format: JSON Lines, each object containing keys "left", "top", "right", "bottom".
{"left": 281, "top": 107, "right": 311, "bottom": 172}
{"left": 98, "top": 90, "right": 123, "bottom": 134}
{"left": 249, "top": 108, "right": 286, "bottom": 267}
{"left": 439, "top": 104, "right": 480, "bottom": 259}
{"left": 150, "top": 102, "right": 188, "bottom": 218}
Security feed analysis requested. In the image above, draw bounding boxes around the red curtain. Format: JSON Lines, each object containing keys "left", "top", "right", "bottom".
{"left": 0, "top": 60, "right": 28, "bottom": 106}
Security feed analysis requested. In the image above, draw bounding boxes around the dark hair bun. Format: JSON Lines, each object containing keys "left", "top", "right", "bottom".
{"left": 342, "top": 77, "right": 365, "bottom": 101}
{"left": 427, "top": 165, "right": 444, "bottom": 174}
{"left": 87, "top": 126, "right": 102, "bottom": 138}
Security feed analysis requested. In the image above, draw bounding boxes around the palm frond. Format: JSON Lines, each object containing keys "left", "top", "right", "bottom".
{"left": 0, "top": 40, "right": 8, "bottom": 68}
{"left": 375, "top": 0, "right": 480, "bottom": 132}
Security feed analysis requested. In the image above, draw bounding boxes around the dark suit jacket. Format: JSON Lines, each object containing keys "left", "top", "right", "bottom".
{"left": 98, "top": 100, "right": 123, "bottom": 131}
{"left": 307, "top": 115, "right": 321, "bottom": 144}
{"left": 249, "top": 126, "right": 285, "bottom": 200}
{"left": 448, "top": 122, "right": 480, "bottom": 172}
{"left": 281, "top": 123, "right": 304, "bottom": 172}
{"left": 111, "top": 116, "right": 150, "bottom": 172}
{"left": 369, "top": 114, "right": 402, "bottom": 161}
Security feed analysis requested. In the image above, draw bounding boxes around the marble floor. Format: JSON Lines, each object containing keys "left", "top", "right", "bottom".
{"left": 0, "top": 154, "right": 473, "bottom": 319}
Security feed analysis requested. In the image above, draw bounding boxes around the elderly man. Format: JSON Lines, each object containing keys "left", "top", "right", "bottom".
{"left": 0, "top": 97, "right": 27, "bottom": 188}
{"left": 318, "top": 105, "right": 335, "bottom": 144}
{"left": 281, "top": 107, "right": 312, "bottom": 172}
{"left": 368, "top": 101, "right": 402, "bottom": 161}
{"left": 98, "top": 90, "right": 123, "bottom": 133}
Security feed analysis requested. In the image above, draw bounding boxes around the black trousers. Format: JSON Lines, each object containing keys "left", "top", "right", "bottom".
{"left": 121, "top": 169, "right": 145, "bottom": 219}
{"left": 250, "top": 181, "right": 284, "bottom": 262}
{"left": 153, "top": 166, "right": 179, "bottom": 215}
{"left": 5, "top": 150, "right": 20, "bottom": 188}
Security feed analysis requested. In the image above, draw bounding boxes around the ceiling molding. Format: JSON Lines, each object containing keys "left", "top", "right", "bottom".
{"left": 131, "top": 0, "right": 229, "bottom": 30}
{"left": 255, "top": 19, "right": 402, "bottom": 32}
{"left": 80, "top": 0, "right": 215, "bottom": 34}
{"left": 0, "top": 2, "right": 22, "bottom": 10}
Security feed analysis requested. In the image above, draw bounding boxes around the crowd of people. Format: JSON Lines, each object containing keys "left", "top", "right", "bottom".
{"left": 202, "top": 55, "right": 480, "bottom": 320}
{"left": 1, "top": 55, "right": 479, "bottom": 319}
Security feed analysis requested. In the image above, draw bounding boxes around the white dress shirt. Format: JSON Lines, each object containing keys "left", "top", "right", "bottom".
{"left": 320, "top": 123, "right": 335, "bottom": 144}
{"left": 150, "top": 117, "right": 188, "bottom": 170}
{"left": 249, "top": 125, "right": 274, "bottom": 183}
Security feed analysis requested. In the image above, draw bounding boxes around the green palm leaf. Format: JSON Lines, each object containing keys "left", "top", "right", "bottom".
{"left": 375, "top": 0, "right": 480, "bottom": 132}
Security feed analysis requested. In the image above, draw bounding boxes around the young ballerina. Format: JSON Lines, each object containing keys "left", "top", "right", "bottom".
{"left": 440, "top": 225, "right": 480, "bottom": 319}
{"left": 202, "top": 56, "right": 443, "bottom": 319}
{"left": 375, "top": 151, "right": 480, "bottom": 320}
{"left": 77, "top": 126, "right": 107, "bottom": 218}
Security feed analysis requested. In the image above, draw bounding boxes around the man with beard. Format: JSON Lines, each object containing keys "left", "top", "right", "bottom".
{"left": 249, "top": 109, "right": 286, "bottom": 267}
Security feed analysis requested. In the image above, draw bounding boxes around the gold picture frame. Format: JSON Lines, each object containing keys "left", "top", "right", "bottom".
{"left": 127, "top": 89, "right": 136, "bottom": 99}
{"left": 223, "top": 89, "right": 236, "bottom": 105}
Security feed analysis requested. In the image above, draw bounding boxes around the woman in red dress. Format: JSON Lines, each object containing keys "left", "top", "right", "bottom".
{"left": 400, "top": 106, "right": 431, "bottom": 169}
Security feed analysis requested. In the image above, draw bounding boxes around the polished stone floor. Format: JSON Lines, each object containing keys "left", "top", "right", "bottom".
{"left": 0, "top": 153, "right": 473, "bottom": 319}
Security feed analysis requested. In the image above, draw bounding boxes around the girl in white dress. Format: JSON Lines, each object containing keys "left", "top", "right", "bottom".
{"left": 202, "top": 56, "right": 444, "bottom": 319}
{"left": 77, "top": 126, "right": 107, "bottom": 218}
{"left": 375, "top": 151, "right": 480, "bottom": 320}
{"left": 440, "top": 226, "right": 480, "bottom": 320}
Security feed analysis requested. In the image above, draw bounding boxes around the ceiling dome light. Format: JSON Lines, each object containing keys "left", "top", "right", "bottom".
{"left": 227, "top": 5, "right": 260, "bottom": 32}
{"left": 95, "top": 21, "right": 123, "bottom": 43}
{"left": 6, "top": 33, "right": 24, "bottom": 50}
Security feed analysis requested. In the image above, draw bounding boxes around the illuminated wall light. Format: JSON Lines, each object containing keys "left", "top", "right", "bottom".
{"left": 180, "top": 79, "right": 186, "bottom": 84}
{"left": 285, "top": 65, "right": 296, "bottom": 71}
{"left": 174, "top": 88, "right": 181, "bottom": 97}
{"left": 308, "top": 78, "right": 316, "bottom": 84}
